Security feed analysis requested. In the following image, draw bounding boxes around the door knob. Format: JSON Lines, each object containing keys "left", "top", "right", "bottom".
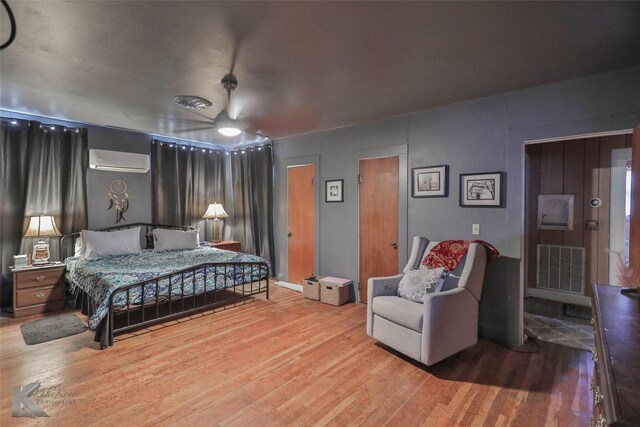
{"left": 390, "top": 241, "right": 398, "bottom": 249}
{"left": 287, "top": 232, "right": 292, "bottom": 237}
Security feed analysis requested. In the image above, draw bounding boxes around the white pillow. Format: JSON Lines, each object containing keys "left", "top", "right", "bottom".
{"left": 153, "top": 228, "right": 199, "bottom": 251}
{"left": 397, "top": 267, "right": 448, "bottom": 303}
{"left": 82, "top": 227, "right": 142, "bottom": 258}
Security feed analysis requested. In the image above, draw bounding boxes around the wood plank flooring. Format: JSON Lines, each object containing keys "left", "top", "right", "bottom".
{"left": 0, "top": 285, "right": 592, "bottom": 426}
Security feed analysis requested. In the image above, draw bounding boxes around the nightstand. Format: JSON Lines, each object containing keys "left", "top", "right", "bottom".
{"left": 10, "top": 264, "right": 66, "bottom": 318}
{"left": 211, "top": 240, "right": 242, "bottom": 252}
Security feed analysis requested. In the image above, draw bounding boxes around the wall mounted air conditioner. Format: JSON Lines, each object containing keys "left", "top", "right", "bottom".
{"left": 89, "top": 149, "right": 150, "bottom": 173}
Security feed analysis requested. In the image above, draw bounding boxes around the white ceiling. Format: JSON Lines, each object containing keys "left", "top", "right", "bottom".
{"left": 1, "top": 1, "right": 639, "bottom": 146}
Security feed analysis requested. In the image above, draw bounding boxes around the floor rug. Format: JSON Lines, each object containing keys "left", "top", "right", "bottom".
{"left": 524, "top": 312, "right": 594, "bottom": 352}
{"left": 20, "top": 313, "right": 88, "bottom": 345}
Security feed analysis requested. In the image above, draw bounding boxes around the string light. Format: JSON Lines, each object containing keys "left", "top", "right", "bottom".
{"left": 154, "top": 140, "right": 229, "bottom": 153}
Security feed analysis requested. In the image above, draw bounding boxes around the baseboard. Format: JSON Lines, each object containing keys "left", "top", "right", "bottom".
{"left": 275, "top": 281, "right": 303, "bottom": 292}
{"left": 526, "top": 288, "right": 591, "bottom": 307}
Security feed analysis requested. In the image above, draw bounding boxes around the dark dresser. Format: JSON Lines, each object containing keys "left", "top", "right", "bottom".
{"left": 590, "top": 284, "right": 640, "bottom": 427}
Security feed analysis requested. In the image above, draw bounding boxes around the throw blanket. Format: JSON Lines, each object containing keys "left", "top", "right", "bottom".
{"left": 422, "top": 240, "right": 500, "bottom": 271}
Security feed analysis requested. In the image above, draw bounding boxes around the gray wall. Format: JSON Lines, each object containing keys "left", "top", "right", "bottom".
{"left": 274, "top": 66, "right": 640, "bottom": 345}
{"left": 85, "top": 126, "right": 152, "bottom": 228}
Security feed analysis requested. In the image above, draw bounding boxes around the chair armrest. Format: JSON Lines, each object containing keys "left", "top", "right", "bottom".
{"left": 366, "top": 274, "right": 403, "bottom": 337}
{"left": 421, "top": 287, "right": 479, "bottom": 365}
{"left": 368, "top": 274, "right": 404, "bottom": 300}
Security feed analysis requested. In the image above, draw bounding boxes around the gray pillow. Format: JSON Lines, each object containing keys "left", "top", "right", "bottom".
{"left": 397, "top": 267, "right": 448, "bottom": 303}
{"left": 153, "top": 228, "right": 199, "bottom": 251}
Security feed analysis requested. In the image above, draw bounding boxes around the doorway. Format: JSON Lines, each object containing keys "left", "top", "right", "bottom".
{"left": 609, "top": 148, "right": 632, "bottom": 285}
{"left": 358, "top": 155, "right": 399, "bottom": 303}
{"left": 287, "top": 164, "right": 315, "bottom": 285}
{"left": 523, "top": 133, "right": 634, "bottom": 349}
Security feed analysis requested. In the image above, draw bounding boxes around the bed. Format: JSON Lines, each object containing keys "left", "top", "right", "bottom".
{"left": 62, "top": 223, "right": 270, "bottom": 348}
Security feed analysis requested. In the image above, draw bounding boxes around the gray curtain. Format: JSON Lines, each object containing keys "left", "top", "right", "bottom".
{"left": 230, "top": 145, "right": 275, "bottom": 270}
{"left": 0, "top": 119, "right": 88, "bottom": 308}
{"left": 150, "top": 140, "right": 225, "bottom": 241}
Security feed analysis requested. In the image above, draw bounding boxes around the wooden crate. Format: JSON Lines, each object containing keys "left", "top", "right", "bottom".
{"left": 319, "top": 277, "right": 352, "bottom": 306}
{"left": 303, "top": 276, "right": 323, "bottom": 301}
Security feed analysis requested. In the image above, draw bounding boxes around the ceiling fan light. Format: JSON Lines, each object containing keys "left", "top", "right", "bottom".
{"left": 218, "top": 126, "right": 242, "bottom": 137}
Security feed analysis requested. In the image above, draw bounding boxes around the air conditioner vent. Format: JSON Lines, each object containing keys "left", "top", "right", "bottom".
{"left": 537, "top": 244, "right": 584, "bottom": 294}
{"left": 89, "top": 149, "right": 150, "bottom": 173}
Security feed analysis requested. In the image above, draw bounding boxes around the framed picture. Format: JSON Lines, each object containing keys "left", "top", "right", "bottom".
{"left": 412, "top": 165, "right": 448, "bottom": 198}
{"left": 537, "top": 194, "right": 574, "bottom": 230}
{"left": 325, "top": 179, "right": 344, "bottom": 203}
{"left": 459, "top": 172, "right": 504, "bottom": 207}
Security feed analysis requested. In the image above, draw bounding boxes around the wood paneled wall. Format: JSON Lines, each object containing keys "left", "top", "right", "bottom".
{"left": 526, "top": 134, "right": 633, "bottom": 297}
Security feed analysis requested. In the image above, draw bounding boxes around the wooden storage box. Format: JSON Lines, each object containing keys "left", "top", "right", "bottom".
{"left": 303, "top": 276, "right": 323, "bottom": 300}
{"left": 319, "top": 277, "right": 352, "bottom": 306}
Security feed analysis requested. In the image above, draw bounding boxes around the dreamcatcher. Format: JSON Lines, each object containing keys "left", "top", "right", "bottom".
{"left": 108, "top": 180, "right": 129, "bottom": 223}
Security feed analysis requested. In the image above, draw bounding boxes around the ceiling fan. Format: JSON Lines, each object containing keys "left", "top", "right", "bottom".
{"left": 173, "top": 72, "right": 245, "bottom": 137}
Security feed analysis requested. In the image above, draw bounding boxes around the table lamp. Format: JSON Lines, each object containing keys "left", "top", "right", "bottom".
{"left": 23, "top": 214, "right": 62, "bottom": 264}
{"left": 202, "top": 203, "right": 229, "bottom": 243}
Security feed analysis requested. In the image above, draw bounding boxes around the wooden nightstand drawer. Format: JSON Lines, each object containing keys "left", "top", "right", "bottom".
{"left": 16, "top": 285, "right": 64, "bottom": 308}
{"left": 11, "top": 264, "right": 66, "bottom": 317}
{"left": 15, "top": 267, "right": 65, "bottom": 289}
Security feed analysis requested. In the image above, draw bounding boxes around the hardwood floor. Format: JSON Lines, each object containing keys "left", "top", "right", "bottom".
{"left": 0, "top": 285, "right": 592, "bottom": 426}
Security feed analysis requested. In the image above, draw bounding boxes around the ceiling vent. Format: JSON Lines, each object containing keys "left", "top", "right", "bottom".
{"left": 89, "top": 149, "right": 150, "bottom": 173}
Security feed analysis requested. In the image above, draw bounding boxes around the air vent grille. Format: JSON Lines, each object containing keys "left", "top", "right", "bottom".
{"left": 537, "top": 244, "right": 585, "bottom": 294}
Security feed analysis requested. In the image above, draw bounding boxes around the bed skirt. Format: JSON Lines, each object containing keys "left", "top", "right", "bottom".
{"left": 73, "top": 287, "right": 110, "bottom": 349}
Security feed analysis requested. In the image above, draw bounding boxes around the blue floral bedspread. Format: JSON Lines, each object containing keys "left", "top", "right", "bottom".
{"left": 65, "top": 245, "right": 269, "bottom": 329}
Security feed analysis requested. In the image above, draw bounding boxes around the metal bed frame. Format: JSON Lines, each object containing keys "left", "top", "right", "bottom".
{"left": 62, "top": 223, "right": 270, "bottom": 347}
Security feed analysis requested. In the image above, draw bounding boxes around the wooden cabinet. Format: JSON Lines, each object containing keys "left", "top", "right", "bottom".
{"left": 211, "top": 240, "right": 241, "bottom": 252}
{"left": 590, "top": 284, "right": 640, "bottom": 426}
{"left": 11, "top": 264, "right": 65, "bottom": 318}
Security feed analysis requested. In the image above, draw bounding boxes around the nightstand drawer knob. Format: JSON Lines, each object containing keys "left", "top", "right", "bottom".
{"left": 36, "top": 275, "right": 46, "bottom": 282}
{"left": 36, "top": 292, "right": 46, "bottom": 299}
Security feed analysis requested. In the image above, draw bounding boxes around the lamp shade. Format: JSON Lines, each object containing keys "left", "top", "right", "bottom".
{"left": 202, "top": 203, "right": 229, "bottom": 219}
{"left": 23, "top": 215, "right": 62, "bottom": 238}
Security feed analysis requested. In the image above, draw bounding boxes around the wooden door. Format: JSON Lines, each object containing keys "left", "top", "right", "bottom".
{"left": 630, "top": 125, "right": 640, "bottom": 281}
{"left": 287, "top": 164, "right": 314, "bottom": 285}
{"left": 359, "top": 156, "right": 399, "bottom": 302}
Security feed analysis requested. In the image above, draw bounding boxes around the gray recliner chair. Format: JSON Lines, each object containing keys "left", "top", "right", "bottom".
{"left": 366, "top": 237, "right": 487, "bottom": 366}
